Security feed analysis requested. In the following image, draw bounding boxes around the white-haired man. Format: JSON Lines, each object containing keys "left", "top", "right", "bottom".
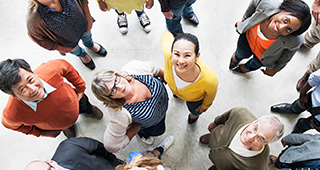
{"left": 199, "top": 107, "right": 284, "bottom": 170}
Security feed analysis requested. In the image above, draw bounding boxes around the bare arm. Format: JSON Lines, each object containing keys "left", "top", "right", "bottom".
{"left": 82, "top": 5, "right": 93, "bottom": 32}
{"left": 97, "top": 0, "right": 108, "bottom": 12}
{"left": 126, "top": 123, "right": 141, "bottom": 140}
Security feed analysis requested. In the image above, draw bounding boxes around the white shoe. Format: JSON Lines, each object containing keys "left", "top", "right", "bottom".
{"left": 158, "top": 135, "right": 174, "bottom": 152}
{"left": 140, "top": 136, "right": 154, "bottom": 145}
{"left": 117, "top": 13, "right": 128, "bottom": 34}
{"left": 138, "top": 12, "right": 151, "bottom": 33}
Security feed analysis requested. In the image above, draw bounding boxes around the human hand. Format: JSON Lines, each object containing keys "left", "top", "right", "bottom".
{"left": 298, "top": 93, "right": 308, "bottom": 109}
{"left": 77, "top": 92, "right": 84, "bottom": 101}
{"left": 260, "top": 68, "right": 277, "bottom": 77}
{"left": 162, "top": 11, "right": 173, "bottom": 19}
{"left": 281, "top": 136, "right": 286, "bottom": 147}
{"left": 208, "top": 121, "right": 217, "bottom": 132}
{"left": 235, "top": 20, "right": 243, "bottom": 28}
{"left": 41, "top": 130, "right": 61, "bottom": 138}
{"left": 312, "top": 0, "right": 320, "bottom": 25}
{"left": 98, "top": 1, "right": 108, "bottom": 12}
{"left": 312, "top": 119, "right": 320, "bottom": 132}
{"left": 146, "top": 0, "right": 154, "bottom": 9}
{"left": 195, "top": 106, "right": 207, "bottom": 113}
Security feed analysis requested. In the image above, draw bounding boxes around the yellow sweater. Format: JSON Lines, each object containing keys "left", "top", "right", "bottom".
{"left": 161, "top": 32, "right": 219, "bottom": 109}
{"left": 101, "top": 0, "right": 146, "bottom": 14}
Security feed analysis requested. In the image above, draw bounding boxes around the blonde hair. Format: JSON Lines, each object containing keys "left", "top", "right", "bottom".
{"left": 29, "top": 0, "right": 39, "bottom": 13}
{"left": 91, "top": 69, "right": 132, "bottom": 110}
{"left": 116, "top": 153, "right": 163, "bottom": 170}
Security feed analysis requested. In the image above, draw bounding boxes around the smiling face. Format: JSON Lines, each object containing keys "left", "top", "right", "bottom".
{"left": 105, "top": 75, "right": 132, "bottom": 100}
{"left": 240, "top": 119, "right": 275, "bottom": 151}
{"left": 11, "top": 68, "right": 45, "bottom": 102}
{"left": 266, "top": 11, "right": 302, "bottom": 37}
{"left": 171, "top": 39, "right": 200, "bottom": 75}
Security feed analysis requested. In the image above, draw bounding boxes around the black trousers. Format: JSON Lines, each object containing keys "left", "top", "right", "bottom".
{"left": 74, "top": 89, "right": 92, "bottom": 115}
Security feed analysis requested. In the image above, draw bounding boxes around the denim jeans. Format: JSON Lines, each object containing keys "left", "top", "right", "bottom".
{"left": 290, "top": 92, "right": 315, "bottom": 133}
{"left": 70, "top": 30, "right": 94, "bottom": 58}
{"left": 186, "top": 99, "right": 203, "bottom": 116}
{"left": 138, "top": 115, "right": 166, "bottom": 139}
{"left": 235, "top": 32, "right": 263, "bottom": 71}
{"left": 166, "top": 0, "right": 196, "bottom": 35}
{"left": 115, "top": 5, "right": 144, "bottom": 16}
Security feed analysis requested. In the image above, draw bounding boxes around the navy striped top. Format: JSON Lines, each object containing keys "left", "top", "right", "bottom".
{"left": 123, "top": 75, "right": 168, "bottom": 129}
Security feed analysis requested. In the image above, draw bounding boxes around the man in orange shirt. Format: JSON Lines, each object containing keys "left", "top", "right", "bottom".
{"left": 0, "top": 59, "right": 103, "bottom": 138}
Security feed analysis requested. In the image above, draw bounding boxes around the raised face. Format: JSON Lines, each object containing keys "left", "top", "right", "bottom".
{"left": 240, "top": 119, "right": 275, "bottom": 151}
{"left": 105, "top": 75, "right": 132, "bottom": 99}
{"left": 11, "top": 68, "right": 45, "bottom": 102}
{"left": 171, "top": 39, "right": 200, "bottom": 74}
{"left": 267, "top": 11, "right": 302, "bottom": 36}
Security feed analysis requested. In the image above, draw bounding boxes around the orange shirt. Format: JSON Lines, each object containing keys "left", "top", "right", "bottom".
{"left": 246, "top": 23, "right": 275, "bottom": 60}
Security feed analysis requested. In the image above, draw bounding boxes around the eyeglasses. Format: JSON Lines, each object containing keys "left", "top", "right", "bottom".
{"left": 108, "top": 75, "right": 121, "bottom": 97}
{"left": 45, "top": 161, "right": 55, "bottom": 170}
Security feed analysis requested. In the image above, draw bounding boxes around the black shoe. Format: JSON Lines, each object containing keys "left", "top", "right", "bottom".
{"left": 188, "top": 115, "right": 199, "bottom": 124}
{"left": 63, "top": 124, "right": 76, "bottom": 138}
{"left": 292, "top": 117, "right": 314, "bottom": 133}
{"left": 232, "top": 66, "right": 244, "bottom": 73}
{"left": 89, "top": 106, "right": 103, "bottom": 120}
{"left": 270, "top": 103, "right": 293, "bottom": 114}
{"left": 229, "top": 58, "right": 238, "bottom": 69}
{"left": 80, "top": 56, "right": 95, "bottom": 70}
{"left": 92, "top": 43, "right": 107, "bottom": 56}
{"left": 188, "top": 14, "right": 199, "bottom": 25}
{"left": 199, "top": 133, "right": 210, "bottom": 145}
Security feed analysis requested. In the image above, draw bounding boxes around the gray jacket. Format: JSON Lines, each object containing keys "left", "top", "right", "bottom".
{"left": 237, "top": 0, "right": 303, "bottom": 72}
{"left": 279, "top": 134, "right": 320, "bottom": 163}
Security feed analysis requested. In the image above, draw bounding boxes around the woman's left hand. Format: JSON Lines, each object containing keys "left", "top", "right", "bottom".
{"left": 195, "top": 106, "right": 207, "bottom": 113}
{"left": 261, "top": 68, "right": 277, "bottom": 77}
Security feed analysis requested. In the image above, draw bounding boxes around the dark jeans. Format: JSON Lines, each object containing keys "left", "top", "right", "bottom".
{"left": 115, "top": 6, "right": 144, "bottom": 16}
{"left": 235, "top": 32, "right": 263, "bottom": 71}
{"left": 74, "top": 89, "right": 92, "bottom": 115}
{"left": 275, "top": 147, "right": 319, "bottom": 169}
{"left": 289, "top": 93, "right": 314, "bottom": 133}
{"left": 186, "top": 99, "right": 203, "bottom": 116}
{"left": 138, "top": 116, "right": 166, "bottom": 139}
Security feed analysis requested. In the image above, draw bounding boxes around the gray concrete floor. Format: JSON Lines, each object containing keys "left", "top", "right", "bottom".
{"left": 0, "top": 0, "right": 319, "bottom": 169}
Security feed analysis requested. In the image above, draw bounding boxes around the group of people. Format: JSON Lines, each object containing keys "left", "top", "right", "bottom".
{"left": 2, "top": 0, "right": 320, "bottom": 169}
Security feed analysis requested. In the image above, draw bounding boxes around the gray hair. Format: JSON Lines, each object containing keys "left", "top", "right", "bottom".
{"left": 255, "top": 115, "right": 284, "bottom": 143}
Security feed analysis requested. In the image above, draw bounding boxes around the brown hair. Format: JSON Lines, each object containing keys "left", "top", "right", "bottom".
{"left": 91, "top": 69, "right": 132, "bottom": 110}
{"left": 115, "top": 152, "right": 163, "bottom": 170}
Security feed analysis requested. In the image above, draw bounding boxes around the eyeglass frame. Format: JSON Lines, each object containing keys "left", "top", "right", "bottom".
{"left": 108, "top": 75, "right": 121, "bottom": 97}
{"left": 45, "top": 161, "right": 55, "bottom": 170}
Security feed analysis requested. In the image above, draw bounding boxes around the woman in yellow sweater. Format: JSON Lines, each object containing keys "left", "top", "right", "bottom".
{"left": 161, "top": 32, "right": 219, "bottom": 124}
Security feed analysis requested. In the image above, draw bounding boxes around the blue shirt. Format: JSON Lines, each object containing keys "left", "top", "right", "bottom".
{"left": 123, "top": 75, "right": 168, "bottom": 129}
{"left": 37, "top": 0, "right": 88, "bottom": 48}
{"left": 22, "top": 79, "right": 56, "bottom": 111}
{"left": 309, "top": 69, "right": 320, "bottom": 108}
